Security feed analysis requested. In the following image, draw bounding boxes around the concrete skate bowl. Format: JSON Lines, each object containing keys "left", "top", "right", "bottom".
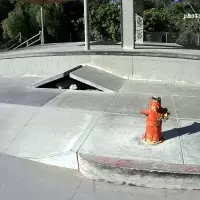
{"left": 0, "top": 47, "right": 200, "bottom": 84}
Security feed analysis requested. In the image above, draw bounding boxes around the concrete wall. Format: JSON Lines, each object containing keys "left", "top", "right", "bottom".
{"left": 0, "top": 55, "right": 200, "bottom": 84}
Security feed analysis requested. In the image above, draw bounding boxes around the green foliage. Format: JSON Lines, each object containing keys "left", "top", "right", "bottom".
{"left": 0, "top": 0, "right": 200, "bottom": 46}
{"left": 71, "top": 1, "right": 120, "bottom": 41}
{"left": 0, "top": 0, "right": 13, "bottom": 41}
{"left": 1, "top": 0, "right": 85, "bottom": 43}
{"left": 42, "top": 3, "right": 65, "bottom": 41}
{"left": 144, "top": 0, "right": 200, "bottom": 46}
{"left": 89, "top": 2, "right": 121, "bottom": 41}
{"left": 2, "top": 0, "right": 39, "bottom": 40}
{"left": 1, "top": 1, "right": 68, "bottom": 42}
{"left": 176, "top": 15, "right": 200, "bottom": 46}
{"left": 144, "top": 0, "right": 171, "bottom": 9}
{"left": 182, "top": 0, "right": 200, "bottom": 13}
{"left": 2, "top": 3, "right": 26, "bottom": 39}
{"left": 144, "top": 8, "right": 170, "bottom": 32}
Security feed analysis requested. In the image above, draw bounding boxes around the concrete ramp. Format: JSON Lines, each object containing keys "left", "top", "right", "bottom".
{"left": 69, "top": 65, "right": 125, "bottom": 92}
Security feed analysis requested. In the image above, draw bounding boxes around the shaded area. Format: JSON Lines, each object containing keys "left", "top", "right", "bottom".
{"left": 163, "top": 122, "right": 200, "bottom": 141}
{"left": 36, "top": 75, "right": 102, "bottom": 91}
{"left": 0, "top": 87, "right": 63, "bottom": 107}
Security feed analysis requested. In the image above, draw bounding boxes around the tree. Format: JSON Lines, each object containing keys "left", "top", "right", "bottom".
{"left": 144, "top": 8, "right": 170, "bottom": 32}
{"left": 143, "top": 0, "right": 200, "bottom": 46}
{"left": 72, "top": 1, "right": 120, "bottom": 41}
{"left": 1, "top": 0, "right": 84, "bottom": 43}
{"left": 2, "top": 2, "right": 27, "bottom": 40}
{"left": 61, "top": 0, "right": 84, "bottom": 42}
{"left": 176, "top": 19, "right": 200, "bottom": 46}
{"left": 1, "top": 0, "right": 40, "bottom": 40}
{"left": 144, "top": 0, "right": 171, "bottom": 10}
{"left": 182, "top": 0, "right": 200, "bottom": 13}
{"left": 1, "top": 1, "right": 67, "bottom": 42}
{"left": 0, "top": 0, "right": 13, "bottom": 41}
{"left": 89, "top": 2, "right": 120, "bottom": 41}
{"left": 41, "top": 3, "right": 65, "bottom": 42}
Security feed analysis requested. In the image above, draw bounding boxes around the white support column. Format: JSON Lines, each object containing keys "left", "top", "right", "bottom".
{"left": 84, "top": 0, "right": 90, "bottom": 50}
{"left": 40, "top": 6, "right": 44, "bottom": 44}
{"left": 121, "top": 0, "right": 135, "bottom": 49}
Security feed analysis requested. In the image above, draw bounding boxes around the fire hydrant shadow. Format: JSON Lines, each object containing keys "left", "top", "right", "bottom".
{"left": 162, "top": 122, "right": 200, "bottom": 141}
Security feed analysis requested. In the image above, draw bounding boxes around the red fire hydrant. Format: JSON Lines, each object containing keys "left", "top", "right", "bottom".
{"left": 138, "top": 96, "right": 170, "bottom": 145}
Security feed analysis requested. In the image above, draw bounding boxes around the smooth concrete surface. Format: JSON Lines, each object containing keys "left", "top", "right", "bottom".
{"left": 106, "top": 92, "right": 176, "bottom": 118}
{"left": 5, "top": 107, "right": 95, "bottom": 169}
{"left": 119, "top": 80, "right": 171, "bottom": 95}
{"left": 173, "top": 96, "right": 200, "bottom": 119}
{"left": 0, "top": 104, "right": 38, "bottom": 153}
{"left": 45, "top": 90, "right": 115, "bottom": 112}
{"left": 0, "top": 42, "right": 188, "bottom": 58}
{"left": 0, "top": 76, "right": 44, "bottom": 88}
{"left": 170, "top": 84, "right": 200, "bottom": 96}
{"left": 0, "top": 87, "right": 62, "bottom": 107}
{"left": 1, "top": 42, "right": 200, "bottom": 83}
{"left": 1, "top": 76, "right": 200, "bottom": 189}
{"left": 79, "top": 114, "right": 182, "bottom": 164}
{"left": 70, "top": 65, "right": 125, "bottom": 92}
{"left": 178, "top": 119, "right": 200, "bottom": 165}
{"left": 0, "top": 75, "right": 62, "bottom": 106}
{"left": 0, "top": 153, "right": 82, "bottom": 200}
{"left": 0, "top": 154, "right": 199, "bottom": 200}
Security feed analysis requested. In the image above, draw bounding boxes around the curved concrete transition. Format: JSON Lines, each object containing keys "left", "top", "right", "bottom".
{"left": 0, "top": 42, "right": 200, "bottom": 84}
{"left": 1, "top": 43, "right": 200, "bottom": 190}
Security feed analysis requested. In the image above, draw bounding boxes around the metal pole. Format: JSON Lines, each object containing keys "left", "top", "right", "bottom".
{"left": 84, "top": 0, "right": 90, "bottom": 50}
{"left": 187, "top": 2, "right": 196, "bottom": 14}
{"left": 187, "top": 1, "right": 200, "bottom": 24}
{"left": 19, "top": 32, "right": 22, "bottom": 45}
{"left": 41, "top": 6, "right": 44, "bottom": 44}
{"left": 133, "top": 7, "right": 135, "bottom": 49}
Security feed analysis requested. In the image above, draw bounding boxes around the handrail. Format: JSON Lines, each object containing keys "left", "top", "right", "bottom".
{"left": 6, "top": 41, "right": 21, "bottom": 51}
{"left": 0, "top": 33, "right": 21, "bottom": 50}
{"left": 14, "top": 31, "right": 41, "bottom": 50}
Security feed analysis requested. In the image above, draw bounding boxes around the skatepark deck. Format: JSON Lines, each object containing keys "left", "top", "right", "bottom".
{"left": 0, "top": 73, "right": 200, "bottom": 189}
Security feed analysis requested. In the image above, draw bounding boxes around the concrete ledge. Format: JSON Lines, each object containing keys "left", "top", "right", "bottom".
{"left": 1, "top": 50, "right": 200, "bottom": 61}
{"left": 78, "top": 154, "right": 200, "bottom": 190}
{"left": 1, "top": 48, "right": 200, "bottom": 83}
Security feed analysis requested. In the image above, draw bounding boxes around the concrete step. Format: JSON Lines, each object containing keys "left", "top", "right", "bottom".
{"left": 78, "top": 153, "right": 200, "bottom": 190}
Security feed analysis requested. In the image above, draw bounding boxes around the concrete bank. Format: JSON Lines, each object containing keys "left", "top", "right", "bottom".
{"left": 0, "top": 43, "right": 200, "bottom": 83}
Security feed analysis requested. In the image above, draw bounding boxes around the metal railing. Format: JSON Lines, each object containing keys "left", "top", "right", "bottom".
{"left": 0, "top": 32, "right": 22, "bottom": 51}
{"left": 14, "top": 31, "right": 41, "bottom": 50}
